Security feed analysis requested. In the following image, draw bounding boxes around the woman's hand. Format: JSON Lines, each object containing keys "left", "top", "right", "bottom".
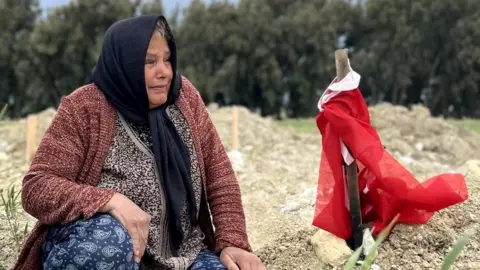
{"left": 100, "top": 192, "right": 151, "bottom": 263}
{"left": 220, "top": 247, "right": 267, "bottom": 270}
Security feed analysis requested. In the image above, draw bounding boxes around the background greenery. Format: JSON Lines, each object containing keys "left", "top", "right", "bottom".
{"left": 1, "top": 0, "right": 479, "bottom": 120}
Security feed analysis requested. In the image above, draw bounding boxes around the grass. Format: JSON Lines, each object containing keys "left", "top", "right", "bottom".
{"left": 0, "top": 104, "right": 7, "bottom": 119}
{"left": 448, "top": 118, "right": 480, "bottom": 133}
{"left": 0, "top": 184, "right": 29, "bottom": 253}
{"left": 278, "top": 118, "right": 480, "bottom": 134}
{"left": 0, "top": 104, "right": 7, "bottom": 128}
{"left": 0, "top": 104, "right": 29, "bottom": 254}
{"left": 277, "top": 118, "right": 316, "bottom": 133}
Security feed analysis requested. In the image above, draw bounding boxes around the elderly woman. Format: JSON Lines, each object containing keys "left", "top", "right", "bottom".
{"left": 14, "top": 15, "right": 266, "bottom": 270}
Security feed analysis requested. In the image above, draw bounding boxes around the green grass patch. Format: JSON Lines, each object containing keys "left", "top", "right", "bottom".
{"left": 448, "top": 118, "right": 480, "bottom": 133}
{"left": 0, "top": 104, "right": 8, "bottom": 128}
{"left": 278, "top": 117, "right": 480, "bottom": 135}
{"left": 277, "top": 118, "right": 317, "bottom": 133}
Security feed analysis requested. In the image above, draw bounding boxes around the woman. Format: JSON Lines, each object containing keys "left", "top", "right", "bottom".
{"left": 14, "top": 15, "right": 266, "bottom": 270}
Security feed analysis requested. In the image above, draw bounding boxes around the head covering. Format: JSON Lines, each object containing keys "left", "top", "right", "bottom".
{"left": 92, "top": 15, "right": 196, "bottom": 255}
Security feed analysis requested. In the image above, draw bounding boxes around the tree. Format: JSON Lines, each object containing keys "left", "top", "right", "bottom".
{"left": 0, "top": 0, "right": 40, "bottom": 117}
{"left": 22, "top": 0, "right": 140, "bottom": 115}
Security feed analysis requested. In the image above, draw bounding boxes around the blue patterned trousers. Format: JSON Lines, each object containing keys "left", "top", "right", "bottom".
{"left": 42, "top": 213, "right": 226, "bottom": 270}
{"left": 188, "top": 251, "right": 227, "bottom": 270}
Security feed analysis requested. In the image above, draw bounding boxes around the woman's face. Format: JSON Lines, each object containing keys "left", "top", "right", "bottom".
{"left": 145, "top": 32, "right": 173, "bottom": 109}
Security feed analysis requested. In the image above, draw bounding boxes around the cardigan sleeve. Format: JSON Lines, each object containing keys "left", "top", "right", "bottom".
{"left": 21, "top": 96, "right": 116, "bottom": 225}
{"left": 183, "top": 78, "right": 252, "bottom": 252}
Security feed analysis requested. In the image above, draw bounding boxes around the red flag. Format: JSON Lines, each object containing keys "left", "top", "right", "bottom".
{"left": 313, "top": 86, "right": 468, "bottom": 239}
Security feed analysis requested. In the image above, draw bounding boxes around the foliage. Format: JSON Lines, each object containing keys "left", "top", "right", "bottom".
{"left": 0, "top": 104, "right": 7, "bottom": 120}
{"left": 448, "top": 118, "right": 480, "bottom": 133}
{"left": 1, "top": 0, "right": 479, "bottom": 119}
{"left": 278, "top": 118, "right": 317, "bottom": 133}
{"left": 278, "top": 117, "right": 480, "bottom": 134}
{"left": 440, "top": 231, "right": 472, "bottom": 270}
{"left": 0, "top": 185, "right": 29, "bottom": 252}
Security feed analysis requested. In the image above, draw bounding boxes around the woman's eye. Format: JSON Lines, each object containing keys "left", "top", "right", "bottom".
{"left": 145, "top": 60, "right": 155, "bottom": 64}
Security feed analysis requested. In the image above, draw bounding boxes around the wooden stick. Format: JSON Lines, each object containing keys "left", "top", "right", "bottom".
{"left": 335, "top": 49, "right": 363, "bottom": 251}
{"left": 231, "top": 106, "right": 239, "bottom": 150}
{"left": 335, "top": 49, "right": 350, "bottom": 81}
{"left": 25, "top": 114, "right": 38, "bottom": 164}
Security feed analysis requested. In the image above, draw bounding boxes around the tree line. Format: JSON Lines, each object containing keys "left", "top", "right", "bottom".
{"left": 1, "top": 0, "right": 479, "bottom": 119}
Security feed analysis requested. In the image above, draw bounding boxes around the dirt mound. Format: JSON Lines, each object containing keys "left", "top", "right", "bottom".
{"left": 255, "top": 161, "right": 480, "bottom": 270}
{"left": 256, "top": 229, "right": 321, "bottom": 270}
{"left": 370, "top": 103, "right": 479, "bottom": 166}
{"left": 0, "top": 108, "right": 56, "bottom": 191}
{"left": 374, "top": 160, "right": 480, "bottom": 270}
{"left": 208, "top": 106, "right": 321, "bottom": 250}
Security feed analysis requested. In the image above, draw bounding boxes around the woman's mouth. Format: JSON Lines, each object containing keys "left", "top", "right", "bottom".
{"left": 149, "top": 85, "right": 168, "bottom": 93}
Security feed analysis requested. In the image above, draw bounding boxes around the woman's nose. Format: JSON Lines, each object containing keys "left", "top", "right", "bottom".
{"left": 155, "top": 62, "right": 168, "bottom": 77}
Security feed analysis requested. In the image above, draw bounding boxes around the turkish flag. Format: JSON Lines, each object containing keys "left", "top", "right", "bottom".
{"left": 313, "top": 86, "right": 468, "bottom": 239}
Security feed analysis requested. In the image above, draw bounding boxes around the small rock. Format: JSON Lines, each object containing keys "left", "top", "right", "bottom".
{"left": 227, "top": 150, "right": 244, "bottom": 171}
{"left": 415, "top": 142, "right": 424, "bottom": 151}
{"left": 0, "top": 140, "right": 8, "bottom": 152}
{"left": 422, "top": 261, "right": 431, "bottom": 268}
{"left": 466, "top": 160, "right": 480, "bottom": 176}
{"left": 280, "top": 201, "right": 300, "bottom": 212}
{"left": 371, "top": 264, "right": 381, "bottom": 270}
{"left": 362, "top": 228, "right": 378, "bottom": 259}
{"left": 399, "top": 155, "right": 414, "bottom": 165}
{"left": 310, "top": 229, "right": 352, "bottom": 267}
{"left": 411, "top": 264, "right": 422, "bottom": 270}
{"left": 416, "top": 234, "right": 423, "bottom": 242}
{"left": 412, "top": 255, "right": 421, "bottom": 263}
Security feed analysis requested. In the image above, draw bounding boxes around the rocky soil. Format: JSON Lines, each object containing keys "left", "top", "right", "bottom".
{"left": 1, "top": 103, "right": 479, "bottom": 269}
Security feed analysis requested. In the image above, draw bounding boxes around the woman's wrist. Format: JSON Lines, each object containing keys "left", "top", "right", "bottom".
{"left": 99, "top": 192, "right": 120, "bottom": 213}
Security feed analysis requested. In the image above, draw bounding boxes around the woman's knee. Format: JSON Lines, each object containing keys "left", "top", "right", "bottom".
{"left": 43, "top": 213, "right": 137, "bottom": 268}
{"left": 88, "top": 213, "right": 132, "bottom": 243}
{"left": 190, "top": 250, "right": 227, "bottom": 270}
{"left": 72, "top": 213, "right": 132, "bottom": 247}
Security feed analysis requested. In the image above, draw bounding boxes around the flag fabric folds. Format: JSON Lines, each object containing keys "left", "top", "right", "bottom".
{"left": 313, "top": 66, "right": 468, "bottom": 239}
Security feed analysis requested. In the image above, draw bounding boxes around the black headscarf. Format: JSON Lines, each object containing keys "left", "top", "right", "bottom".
{"left": 92, "top": 15, "right": 197, "bottom": 255}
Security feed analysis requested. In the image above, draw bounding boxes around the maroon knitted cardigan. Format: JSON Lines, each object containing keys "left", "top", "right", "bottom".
{"left": 14, "top": 76, "right": 251, "bottom": 270}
